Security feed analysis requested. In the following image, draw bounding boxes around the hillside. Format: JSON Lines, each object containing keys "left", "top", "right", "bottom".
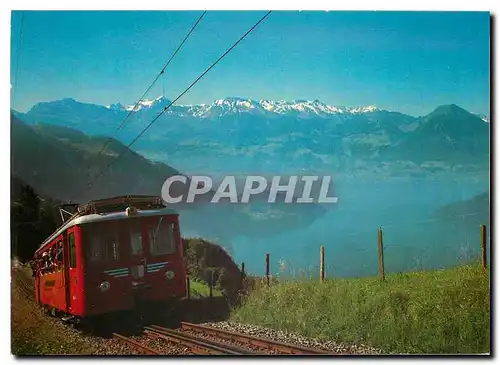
{"left": 183, "top": 237, "right": 245, "bottom": 304}
{"left": 11, "top": 114, "right": 181, "bottom": 203}
{"left": 436, "top": 191, "right": 490, "bottom": 226}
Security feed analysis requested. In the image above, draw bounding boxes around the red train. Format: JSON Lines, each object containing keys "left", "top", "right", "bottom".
{"left": 32, "top": 195, "right": 187, "bottom": 321}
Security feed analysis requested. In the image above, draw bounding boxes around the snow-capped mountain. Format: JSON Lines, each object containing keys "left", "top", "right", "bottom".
{"left": 107, "top": 96, "right": 383, "bottom": 118}
{"left": 478, "top": 115, "right": 489, "bottom": 123}
{"left": 107, "top": 96, "right": 170, "bottom": 112}
{"left": 17, "top": 96, "right": 489, "bottom": 181}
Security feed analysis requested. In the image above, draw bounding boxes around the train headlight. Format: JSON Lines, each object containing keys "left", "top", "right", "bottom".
{"left": 99, "top": 281, "right": 110, "bottom": 292}
{"left": 165, "top": 270, "right": 175, "bottom": 280}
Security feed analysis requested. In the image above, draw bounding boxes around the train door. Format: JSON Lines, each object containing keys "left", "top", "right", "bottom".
{"left": 64, "top": 227, "right": 78, "bottom": 312}
{"left": 54, "top": 238, "right": 65, "bottom": 310}
{"left": 62, "top": 234, "right": 70, "bottom": 311}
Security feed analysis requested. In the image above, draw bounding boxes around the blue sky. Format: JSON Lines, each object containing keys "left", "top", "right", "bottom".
{"left": 10, "top": 11, "right": 490, "bottom": 116}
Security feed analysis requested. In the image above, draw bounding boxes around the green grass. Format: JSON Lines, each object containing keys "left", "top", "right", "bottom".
{"left": 232, "top": 264, "right": 490, "bottom": 354}
{"left": 11, "top": 270, "right": 96, "bottom": 355}
{"left": 189, "top": 279, "right": 223, "bottom": 298}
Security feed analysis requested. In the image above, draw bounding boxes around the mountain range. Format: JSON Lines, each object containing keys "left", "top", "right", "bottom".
{"left": 15, "top": 96, "right": 490, "bottom": 180}
{"left": 107, "top": 96, "right": 384, "bottom": 117}
{"left": 24, "top": 95, "right": 490, "bottom": 121}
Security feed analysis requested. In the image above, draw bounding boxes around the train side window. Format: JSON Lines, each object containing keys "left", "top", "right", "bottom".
{"left": 130, "top": 229, "right": 143, "bottom": 256}
{"left": 57, "top": 241, "right": 63, "bottom": 269}
{"left": 149, "top": 219, "right": 176, "bottom": 256}
{"left": 69, "top": 233, "right": 76, "bottom": 268}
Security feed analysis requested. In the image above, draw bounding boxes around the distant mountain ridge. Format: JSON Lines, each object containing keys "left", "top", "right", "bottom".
{"left": 15, "top": 97, "right": 490, "bottom": 179}
{"left": 106, "top": 96, "right": 384, "bottom": 117}
{"left": 20, "top": 96, "right": 489, "bottom": 128}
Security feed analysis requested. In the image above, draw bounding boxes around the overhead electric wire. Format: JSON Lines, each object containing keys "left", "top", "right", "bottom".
{"left": 88, "top": 10, "right": 272, "bottom": 189}
{"left": 95, "top": 10, "right": 207, "bottom": 159}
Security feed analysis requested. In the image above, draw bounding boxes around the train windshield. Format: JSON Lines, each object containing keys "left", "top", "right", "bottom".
{"left": 87, "top": 229, "right": 120, "bottom": 263}
{"left": 129, "top": 228, "right": 143, "bottom": 256}
{"left": 149, "top": 218, "right": 176, "bottom": 256}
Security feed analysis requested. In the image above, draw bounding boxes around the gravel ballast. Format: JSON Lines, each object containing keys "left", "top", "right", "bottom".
{"left": 203, "top": 321, "right": 383, "bottom": 355}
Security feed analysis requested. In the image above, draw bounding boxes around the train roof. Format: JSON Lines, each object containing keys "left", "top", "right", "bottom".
{"left": 35, "top": 196, "right": 177, "bottom": 255}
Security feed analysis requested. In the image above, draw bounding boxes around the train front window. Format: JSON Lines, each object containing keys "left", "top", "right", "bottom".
{"left": 130, "top": 229, "right": 143, "bottom": 256}
{"left": 149, "top": 219, "right": 176, "bottom": 256}
{"left": 87, "top": 229, "right": 119, "bottom": 263}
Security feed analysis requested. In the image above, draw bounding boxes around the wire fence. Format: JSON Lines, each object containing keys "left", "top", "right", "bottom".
{"left": 240, "top": 215, "right": 490, "bottom": 283}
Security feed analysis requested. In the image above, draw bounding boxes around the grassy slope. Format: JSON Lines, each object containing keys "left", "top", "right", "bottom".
{"left": 231, "top": 264, "right": 490, "bottom": 354}
{"left": 11, "top": 268, "right": 96, "bottom": 355}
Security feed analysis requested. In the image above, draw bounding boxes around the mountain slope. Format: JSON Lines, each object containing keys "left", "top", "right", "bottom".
{"left": 437, "top": 191, "right": 489, "bottom": 222}
{"left": 382, "top": 105, "right": 490, "bottom": 164}
{"left": 11, "top": 114, "right": 180, "bottom": 202}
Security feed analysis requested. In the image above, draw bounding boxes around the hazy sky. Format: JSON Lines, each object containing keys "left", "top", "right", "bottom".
{"left": 10, "top": 11, "right": 490, "bottom": 116}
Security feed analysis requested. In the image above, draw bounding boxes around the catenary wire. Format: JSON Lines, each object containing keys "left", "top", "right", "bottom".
{"left": 88, "top": 11, "right": 272, "bottom": 189}
{"left": 94, "top": 11, "right": 207, "bottom": 160}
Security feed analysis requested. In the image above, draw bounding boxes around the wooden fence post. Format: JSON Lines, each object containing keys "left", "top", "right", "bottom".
{"left": 186, "top": 276, "right": 191, "bottom": 299}
{"left": 378, "top": 228, "right": 385, "bottom": 282}
{"left": 480, "top": 224, "right": 487, "bottom": 270}
{"left": 266, "top": 253, "right": 270, "bottom": 286}
{"left": 320, "top": 245, "right": 325, "bottom": 282}
{"left": 209, "top": 270, "right": 214, "bottom": 298}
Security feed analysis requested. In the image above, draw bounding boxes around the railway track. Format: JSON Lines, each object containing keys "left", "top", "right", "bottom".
{"left": 77, "top": 321, "right": 336, "bottom": 355}
{"left": 145, "top": 325, "right": 255, "bottom": 354}
{"left": 139, "top": 323, "right": 333, "bottom": 355}
{"left": 178, "top": 322, "right": 333, "bottom": 355}
{"left": 112, "top": 333, "right": 163, "bottom": 355}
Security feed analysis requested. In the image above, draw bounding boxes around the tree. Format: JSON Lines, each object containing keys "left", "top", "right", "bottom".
{"left": 11, "top": 182, "right": 59, "bottom": 261}
{"left": 18, "top": 184, "right": 39, "bottom": 222}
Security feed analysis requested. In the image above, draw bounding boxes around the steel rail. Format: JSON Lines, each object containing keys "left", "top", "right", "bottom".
{"left": 146, "top": 325, "right": 256, "bottom": 355}
{"left": 112, "top": 333, "right": 163, "bottom": 355}
{"left": 179, "top": 321, "right": 334, "bottom": 355}
{"left": 144, "top": 329, "right": 212, "bottom": 355}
